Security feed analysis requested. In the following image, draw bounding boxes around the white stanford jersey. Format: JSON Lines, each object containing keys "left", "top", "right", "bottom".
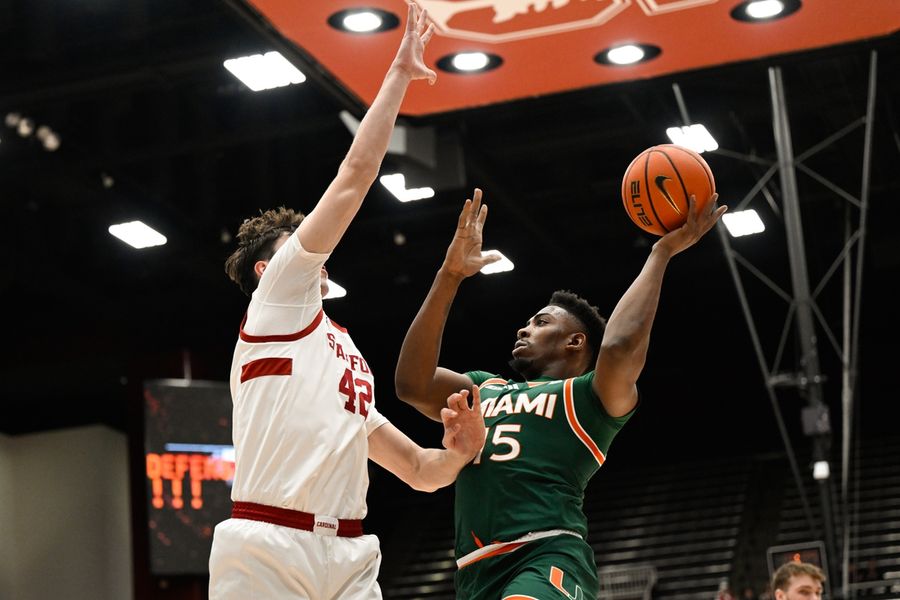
{"left": 228, "top": 233, "right": 387, "bottom": 519}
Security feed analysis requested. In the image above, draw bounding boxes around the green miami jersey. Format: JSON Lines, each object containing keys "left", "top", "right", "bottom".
{"left": 454, "top": 371, "right": 633, "bottom": 560}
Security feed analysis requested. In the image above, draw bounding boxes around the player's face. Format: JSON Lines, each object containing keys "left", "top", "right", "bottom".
{"left": 510, "top": 305, "right": 578, "bottom": 377}
{"left": 777, "top": 575, "right": 823, "bottom": 600}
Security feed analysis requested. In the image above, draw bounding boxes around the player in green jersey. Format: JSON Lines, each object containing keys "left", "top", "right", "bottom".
{"left": 395, "top": 188, "right": 726, "bottom": 599}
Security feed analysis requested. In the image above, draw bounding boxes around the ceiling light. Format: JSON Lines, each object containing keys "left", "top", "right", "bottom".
{"left": 608, "top": 45, "right": 644, "bottom": 65}
{"left": 4, "top": 112, "right": 21, "bottom": 128}
{"left": 666, "top": 124, "right": 719, "bottom": 153}
{"left": 108, "top": 221, "right": 168, "bottom": 249}
{"left": 731, "top": 0, "right": 801, "bottom": 22}
{"left": 480, "top": 250, "right": 514, "bottom": 275}
{"left": 379, "top": 173, "right": 434, "bottom": 202}
{"left": 722, "top": 209, "right": 765, "bottom": 237}
{"left": 812, "top": 460, "right": 829, "bottom": 481}
{"left": 16, "top": 118, "right": 34, "bottom": 137}
{"left": 223, "top": 51, "right": 306, "bottom": 92}
{"left": 36, "top": 125, "right": 61, "bottom": 151}
{"left": 328, "top": 9, "right": 399, "bottom": 33}
{"left": 436, "top": 52, "right": 503, "bottom": 74}
{"left": 452, "top": 52, "right": 489, "bottom": 72}
{"left": 746, "top": 0, "right": 784, "bottom": 18}
{"left": 323, "top": 278, "right": 347, "bottom": 300}
{"left": 343, "top": 11, "right": 383, "bottom": 33}
{"left": 595, "top": 44, "right": 661, "bottom": 66}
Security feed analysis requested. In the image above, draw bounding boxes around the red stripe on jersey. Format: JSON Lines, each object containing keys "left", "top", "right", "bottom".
{"left": 563, "top": 378, "right": 606, "bottom": 468}
{"left": 240, "top": 357, "right": 293, "bottom": 383}
{"left": 239, "top": 308, "right": 323, "bottom": 343}
{"left": 329, "top": 318, "right": 348, "bottom": 333}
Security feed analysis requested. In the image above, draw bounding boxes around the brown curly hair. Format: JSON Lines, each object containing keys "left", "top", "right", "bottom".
{"left": 224, "top": 207, "right": 305, "bottom": 296}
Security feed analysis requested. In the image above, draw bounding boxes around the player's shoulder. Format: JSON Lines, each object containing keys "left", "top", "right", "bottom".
{"left": 465, "top": 370, "right": 516, "bottom": 392}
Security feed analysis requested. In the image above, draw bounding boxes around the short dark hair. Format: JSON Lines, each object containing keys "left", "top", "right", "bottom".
{"left": 772, "top": 562, "right": 826, "bottom": 593}
{"left": 224, "top": 207, "right": 304, "bottom": 296}
{"left": 548, "top": 290, "right": 607, "bottom": 370}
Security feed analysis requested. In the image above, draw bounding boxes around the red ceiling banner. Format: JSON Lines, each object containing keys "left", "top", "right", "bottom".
{"left": 248, "top": 0, "right": 899, "bottom": 115}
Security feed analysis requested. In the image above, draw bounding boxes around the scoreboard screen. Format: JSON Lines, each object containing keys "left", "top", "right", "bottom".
{"left": 143, "top": 379, "right": 234, "bottom": 575}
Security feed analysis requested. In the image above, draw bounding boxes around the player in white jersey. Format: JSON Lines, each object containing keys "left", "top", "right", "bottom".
{"left": 209, "top": 6, "right": 486, "bottom": 599}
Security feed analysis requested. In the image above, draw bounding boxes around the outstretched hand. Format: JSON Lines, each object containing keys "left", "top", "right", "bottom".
{"left": 654, "top": 193, "right": 727, "bottom": 257}
{"left": 442, "top": 188, "right": 502, "bottom": 279}
{"left": 392, "top": 3, "right": 437, "bottom": 85}
{"left": 441, "top": 386, "right": 485, "bottom": 461}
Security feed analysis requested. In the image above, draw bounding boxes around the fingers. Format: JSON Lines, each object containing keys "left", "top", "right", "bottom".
{"left": 459, "top": 188, "right": 485, "bottom": 231}
{"left": 479, "top": 250, "right": 502, "bottom": 267}
{"left": 416, "top": 7, "right": 428, "bottom": 36}
{"left": 406, "top": 2, "right": 416, "bottom": 33}
{"left": 470, "top": 385, "right": 482, "bottom": 414}
{"left": 447, "top": 388, "right": 469, "bottom": 412}
{"left": 457, "top": 198, "right": 472, "bottom": 228}
{"left": 422, "top": 23, "right": 435, "bottom": 45}
{"left": 469, "top": 188, "right": 487, "bottom": 232}
{"left": 475, "top": 202, "right": 488, "bottom": 232}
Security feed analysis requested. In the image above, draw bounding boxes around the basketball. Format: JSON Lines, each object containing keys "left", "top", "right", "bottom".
{"left": 620, "top": 144, "right": 716, "bottom": 236}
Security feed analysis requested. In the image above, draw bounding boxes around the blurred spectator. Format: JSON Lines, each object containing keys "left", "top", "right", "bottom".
{"left": 718, "top": 580, "right": 737, "bottom": 600}
{"left": 864, "top": 559, "right": 880, "bottom": 581}
{"left": 771, "top": 561, "right": 825, "bottom": 600}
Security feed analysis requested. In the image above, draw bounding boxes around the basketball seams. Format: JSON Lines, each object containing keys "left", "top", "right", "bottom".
{"left": 656, "top": 147, "right": 690, "bottom": 222}
{"left": 643, "top": 150, "right": 670, "bottom": 234}
{"left": 675, "top": 145, "right": 716, "bottom": 194}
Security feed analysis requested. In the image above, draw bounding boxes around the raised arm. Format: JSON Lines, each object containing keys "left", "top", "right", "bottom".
{"left": 369, "top": 386, "right": 484, "bottom": 492}
{"left": 296, "top": 4, "right": 436, "bottom": 254}
{"left": 394, "top": 190, "right": 500, "bottom": 421}
{"left": 593, "top": 195, "right": 727, "bottom": 417}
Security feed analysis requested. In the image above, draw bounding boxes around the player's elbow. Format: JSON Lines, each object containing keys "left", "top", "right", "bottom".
{"left": 394, "top": 377, "right": 425, "bottom": 406}
{"left": 340, "top": 154, "right": 380, "bottom": 186}
{"left": 394, "top": 377, "right": 438, "bottom": 416}
{"left": 409, "top": 479, "right": 440, "bottom": 493}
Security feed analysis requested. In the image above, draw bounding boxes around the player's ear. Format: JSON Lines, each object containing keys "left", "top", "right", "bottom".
{"left": 567, "top": 332, "right": 586, "bottom": 350}
{"left": 254, "top": 260, "right": 268, "bottom": 279}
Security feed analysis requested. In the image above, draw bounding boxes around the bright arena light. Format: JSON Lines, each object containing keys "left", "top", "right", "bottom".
{"left": 606, "top": 45, "right": 645, "bottom": 65}
{"left": 722, "top": 209, "right": 766, "bottom": 238}
{"left": 108, "top": 221, "right": 168, "bottom": 249}
{"left": 379, "top": 173, "right": 435, "bottom": 202}
{"left": 223, "top": 51, "right": 306, "bottom": 92}
{"left": 342, "top": 11, "right": 383, "bottom": 32}
{"left": 451, "top": 52, "right": 490, "bottom": 72}
{"left": 324, "top": 278, "right": 347, "bottom": 300}
{"left": 666, "top": 124, "right": 719, "bottom": 153}
{"left": 812, "top": 460, "right": 830, "bottom": 481}
{"left": 745, "top": 0, "right": 785, "bottom": 19}
{"left": 480, "top": 250, "right": 514, "bottom": 275}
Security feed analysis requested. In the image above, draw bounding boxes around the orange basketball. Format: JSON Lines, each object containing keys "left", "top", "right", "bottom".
{"left": 620, "top": 144, "right": 716, "bottom": 236}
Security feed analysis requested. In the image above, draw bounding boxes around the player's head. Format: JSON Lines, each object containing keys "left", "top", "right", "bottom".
{"left": 771, "top": 562, "right": 825, "bottom": 600}
{"left": 224, "top": 207, "right": 328, "bottom": 298}
{"left": 509, "top": 290, "right": 606, "bottom": 380}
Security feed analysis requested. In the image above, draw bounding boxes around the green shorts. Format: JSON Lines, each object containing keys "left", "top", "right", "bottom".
{"left": 455, "top": 534, "right": 598, "bottom": 600}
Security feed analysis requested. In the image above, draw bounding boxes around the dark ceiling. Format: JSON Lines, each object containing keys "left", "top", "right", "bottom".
{"left": 2, "top": 0, "right": 899, "bottom": 467}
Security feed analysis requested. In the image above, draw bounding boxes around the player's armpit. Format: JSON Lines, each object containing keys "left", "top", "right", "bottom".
{"left": 396, "top": 367, "right": 473, "bottom": 422}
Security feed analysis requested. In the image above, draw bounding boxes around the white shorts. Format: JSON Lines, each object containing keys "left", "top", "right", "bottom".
{"left": 209, "top": 517, "right": 383, "bottom": 600}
